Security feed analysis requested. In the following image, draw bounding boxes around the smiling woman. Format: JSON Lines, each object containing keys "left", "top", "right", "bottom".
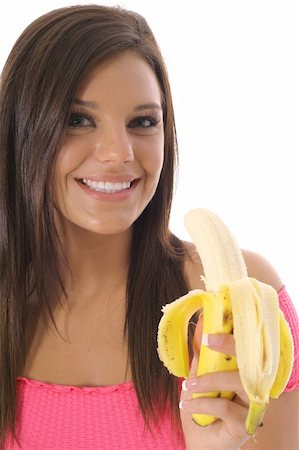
{"left": 0, "top": 4, "right": 298, "bottom": 450}
{"left": 54, "top": 51, "right": 164, "bottom": 236}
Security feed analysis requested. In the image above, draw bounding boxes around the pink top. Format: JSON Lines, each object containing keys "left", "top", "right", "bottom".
{"left": 5, "top": 286, "right": 299, "bottom": 449}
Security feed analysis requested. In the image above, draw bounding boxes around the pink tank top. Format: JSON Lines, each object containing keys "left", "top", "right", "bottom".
{"left": 4, "top": 286, "right": 299, "bottom": 449}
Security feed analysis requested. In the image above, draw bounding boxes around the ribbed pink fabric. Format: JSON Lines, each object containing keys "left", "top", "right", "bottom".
{"left": 5, "top": 379, "right": 185, "bottom": 450}
{"left": 277, "top": 286, "right": 299, "bottom": 392}
{"left": 4, "top": 287, "right": 299, "bottom": 449}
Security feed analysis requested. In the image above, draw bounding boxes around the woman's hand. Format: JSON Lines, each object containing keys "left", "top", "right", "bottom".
{"left": 179, "top": 318, "right": 252, "bottom": 450}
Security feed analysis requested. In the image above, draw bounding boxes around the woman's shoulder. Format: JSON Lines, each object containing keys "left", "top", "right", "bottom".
{"left": 241, "top": 248, "right": 283, "bottom": 291}
{"left": 182, "top": 241, "right": 283, "bottom": 292}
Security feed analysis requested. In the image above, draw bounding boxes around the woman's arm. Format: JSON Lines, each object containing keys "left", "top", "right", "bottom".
{"left": 241, "top": 390, "right": 299, "bottom": 450}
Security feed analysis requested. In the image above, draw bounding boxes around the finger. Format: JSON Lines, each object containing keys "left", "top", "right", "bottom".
{"left": 203, "top": 333, "right": 236, "bottom": 356}
{"left": 180, "top": 353, "right": 199, "bottom": 405}
{"left": 182, "top": 371, "right": 249, "bottom": 405}
{"left": 193, "top": 312, "right": 203, "bottom": 355}
{"left": 179, "top": 396, "right": 248, "bottom": 436}
{"left": 188, "top": 348, "right": 199, "bottom": 378}
{"left": 188, "top": 313, "right": 203, "bottom": 379}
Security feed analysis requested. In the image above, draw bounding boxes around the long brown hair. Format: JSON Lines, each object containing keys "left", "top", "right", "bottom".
{"left": 0, "top": 5, "right": 189, "bottom": 446}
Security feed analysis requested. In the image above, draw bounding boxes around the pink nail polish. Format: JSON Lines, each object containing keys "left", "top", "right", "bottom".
{"left": 185, "top": 378, "right": 198, "bottom": 390}
{"left": 201, "top": 334, "right": 209, "bottom": 346}
{"left": 203, "top": 333, "right": 223, "bottom": 347}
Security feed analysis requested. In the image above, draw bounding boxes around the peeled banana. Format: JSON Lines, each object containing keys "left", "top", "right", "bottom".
{"left": 157, "top": 208, "right": 294, "bottom": 435}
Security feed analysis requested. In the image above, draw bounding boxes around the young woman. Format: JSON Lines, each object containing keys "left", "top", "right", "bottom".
{"left": 0, "top": 5, "right": 298, "bottom": 449}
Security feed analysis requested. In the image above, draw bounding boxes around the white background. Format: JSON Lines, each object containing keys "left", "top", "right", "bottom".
{"left": 1, "top": 0, "right": 298, "bottom": 312}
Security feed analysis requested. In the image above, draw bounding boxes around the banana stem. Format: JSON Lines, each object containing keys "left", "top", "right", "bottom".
{"left": 245, "top": 400, "right": 268, "bottom": 435}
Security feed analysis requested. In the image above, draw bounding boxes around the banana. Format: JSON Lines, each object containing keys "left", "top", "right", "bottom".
{"left": 157, "top": 208, "right": 294, "bottom": 435}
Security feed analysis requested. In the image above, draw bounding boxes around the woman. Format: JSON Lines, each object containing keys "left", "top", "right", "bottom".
{"left": 0, "top": 5, "right": 298, "bottom": 449}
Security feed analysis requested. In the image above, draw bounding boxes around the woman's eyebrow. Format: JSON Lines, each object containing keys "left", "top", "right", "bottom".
{"left": 134, "top": 103, "right": 162, "bottom": 111}
{"left": 72, "top": 99, "right": 162, "bottom": 112}
{"left": 72, "top": 98, "right": 99, "bottom": 109}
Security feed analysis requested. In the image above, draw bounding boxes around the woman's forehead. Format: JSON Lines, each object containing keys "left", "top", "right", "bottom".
{"left": 74, "top": 51, "right": 162, "bottom": 106}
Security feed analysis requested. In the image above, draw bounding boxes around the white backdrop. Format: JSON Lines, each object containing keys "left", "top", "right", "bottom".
{"left": 1, "top": 0, "right": 298, "bottom": 312}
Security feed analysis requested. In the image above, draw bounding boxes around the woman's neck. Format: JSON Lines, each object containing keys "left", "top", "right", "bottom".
{"left": 56, "top": 221, "right": 132, "bottom": 310}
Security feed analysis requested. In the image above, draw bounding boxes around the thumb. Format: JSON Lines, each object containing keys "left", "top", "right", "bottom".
{"left": 189, "top": 312, "right": 203, "bottom": 378}
{"left": 188, "top": 348, "right": 199, "bottom": 378}
{"left": 180, "top": 313, "right": 203, "bottom": 405}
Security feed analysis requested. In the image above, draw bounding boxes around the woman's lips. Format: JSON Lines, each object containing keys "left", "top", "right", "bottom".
{"left": 76, "top": 178, "right": 138, "bottom": 201}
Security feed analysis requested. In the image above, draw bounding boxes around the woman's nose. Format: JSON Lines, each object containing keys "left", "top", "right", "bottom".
{"left": 93, "top": 122, "right": 134, "bottom": 164}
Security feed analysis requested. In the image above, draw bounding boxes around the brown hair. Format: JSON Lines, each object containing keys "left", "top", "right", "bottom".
{"left": 0, "top": 5, "right": 189, "bottom": 446}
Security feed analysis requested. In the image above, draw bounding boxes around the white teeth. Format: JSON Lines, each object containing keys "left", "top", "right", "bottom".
{"left": 105, "top": 182, "right": 114, "bottom": 190}
{"left": 81, "top": 179, "right": 131, "bottom": 193}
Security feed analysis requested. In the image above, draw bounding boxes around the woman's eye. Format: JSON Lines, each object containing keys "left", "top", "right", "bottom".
{"left": 129, "top": 116, "right": 159, "bottom": 129}
{"left": 68, "top": 113, "right": 93, "bottom": 128}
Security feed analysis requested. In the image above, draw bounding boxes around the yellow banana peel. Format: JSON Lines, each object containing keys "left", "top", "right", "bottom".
{"left": 157, "top": 208, "right": 294, "bottom": 435}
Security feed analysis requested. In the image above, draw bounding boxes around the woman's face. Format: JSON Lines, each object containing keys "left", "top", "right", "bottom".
{"left": 54, "top": 51, "right": 164, "bottom": 235}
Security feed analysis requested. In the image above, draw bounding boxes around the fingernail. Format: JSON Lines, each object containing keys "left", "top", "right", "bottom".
{"left": 182, "top": 378, "right": 198, "bottom": 391}
{"left": 203, "top": 334, "right": 223, "bottom": 347}
{"left": 179, "top": 400, "right": 185, "bottom": 409}
{"left": 201, "top": 334, "right": 209, "bottom": 346}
